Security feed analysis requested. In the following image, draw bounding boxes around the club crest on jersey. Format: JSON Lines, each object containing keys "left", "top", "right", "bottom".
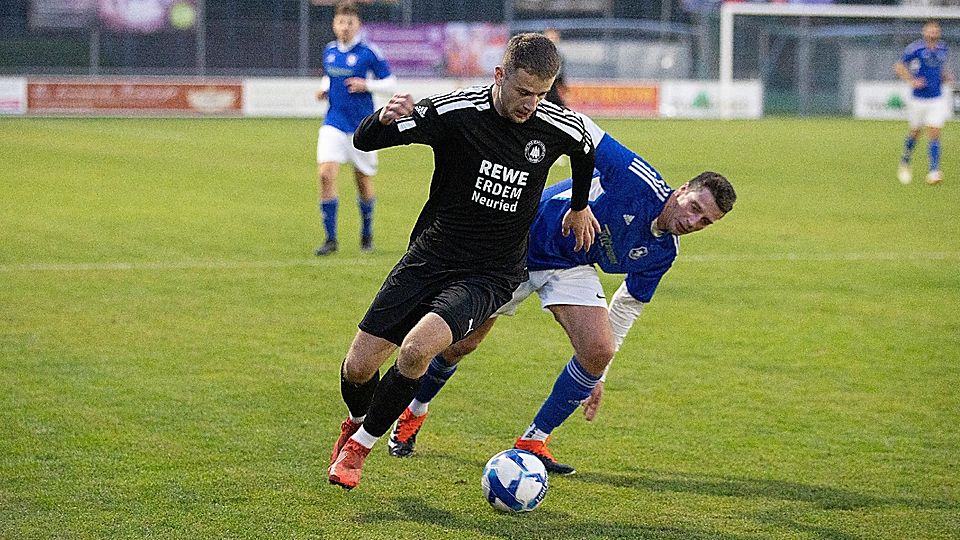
{"left": 414, "top": 105, "right": 428, "bottom": 117}
{"left": 623, "top": 214, "right": 635, "bottom": 225}
{"left": 347, "top": 54, "right": 357, "bottom": 66}
{"left": 629, "top": 247, "right": 648, "bottom": 260}
{"left": 525, "top": 140, "right": 546, "bottom": 164}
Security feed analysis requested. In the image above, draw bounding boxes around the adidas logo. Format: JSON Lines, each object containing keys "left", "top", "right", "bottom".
{"left": 414, "top": 105, "right": 428, "bottom": 117}
{"left": 623, "top": 214, "right": 635, "bottom": 225}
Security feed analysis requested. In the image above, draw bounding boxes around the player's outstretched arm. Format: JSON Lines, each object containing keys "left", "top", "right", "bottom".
{"left": 353, "top": 93, "right": 415, "bottom": 152}
{"left": 345, "top": 75, "right": 398, "bottom": 95}
{"left": 582, "top": 281, "right": 646, "bottom": 421}
{"left": 563, "top": 140, "right": 598, "bottom": 251}
{"left": 379, "top": 93, "right": 414, "bottom": 125}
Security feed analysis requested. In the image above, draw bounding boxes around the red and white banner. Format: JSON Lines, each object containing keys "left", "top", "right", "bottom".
{"left": 27, "top": 79, "right": 242, "bottom": 115}
{"left": 566, "top": 82, "right": 659, "bottom": 118}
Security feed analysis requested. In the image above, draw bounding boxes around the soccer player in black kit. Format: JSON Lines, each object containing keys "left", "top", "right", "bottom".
{"left": 327, "top": 33, "right": 601, "bottom": 490}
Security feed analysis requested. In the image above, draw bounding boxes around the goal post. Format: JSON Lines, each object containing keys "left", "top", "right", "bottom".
{"left": 717, "top": 3, "right": 960, "bottom": 117}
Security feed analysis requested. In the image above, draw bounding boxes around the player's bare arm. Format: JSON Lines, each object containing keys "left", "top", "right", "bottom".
{"left": 378, "top": 93, "right": 414, "bottom": 125}
{"left": 561, "top": 207, "right": 601, "bottom": 252}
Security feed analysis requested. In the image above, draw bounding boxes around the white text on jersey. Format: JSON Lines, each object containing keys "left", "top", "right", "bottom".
{"left": 471, "top": 159, "right": 529, "bottom": 213}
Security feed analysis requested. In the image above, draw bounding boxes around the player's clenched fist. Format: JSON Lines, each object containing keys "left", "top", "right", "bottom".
{"left": 379, "top": 93, "right": 414, "bottom": 125}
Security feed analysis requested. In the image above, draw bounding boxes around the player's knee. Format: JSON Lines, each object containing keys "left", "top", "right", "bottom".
{"left": 342, "top": 357, "right": 376, "bottom": 384}
{"left": 319, "top": 170, "right": 337, "bottom": 186}
{"left": 577, "top": 341, "right": 615, "bottom": 375}
{"left": 397, "top": 342, "right": 435, "bottom": 377}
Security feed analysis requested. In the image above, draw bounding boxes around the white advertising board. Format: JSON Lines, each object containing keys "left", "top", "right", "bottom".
{"left": 854, "top": 81, "right": 955, "bottom": 121}
{"left": 242, "top": 78, "right": 326, "bottom": 118}
{"left": 241, "top": 78, "right": 463, "bottom": 118}
{"left": 659, "top": 80, "right": 763, "bottom": 119}
{"left": 0, "top": 77, "right": 27, "bottom": 115}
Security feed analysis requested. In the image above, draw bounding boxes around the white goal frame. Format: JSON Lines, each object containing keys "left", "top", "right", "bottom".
{"left": 717, "top": 3, "right": 960, "bottom": 117}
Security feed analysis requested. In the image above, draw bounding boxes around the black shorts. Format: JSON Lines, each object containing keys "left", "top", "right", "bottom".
{"left": 359, "top": 251, "right": 520, "bottom": 346}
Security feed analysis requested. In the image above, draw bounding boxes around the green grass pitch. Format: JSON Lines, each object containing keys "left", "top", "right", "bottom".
{"left": 1, "top": 116, "right": 958, "bottom": 539}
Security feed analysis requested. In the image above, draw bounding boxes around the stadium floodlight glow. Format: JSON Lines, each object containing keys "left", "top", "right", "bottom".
{"left": 717, "top": 3, "right": 960, "bottom": 118}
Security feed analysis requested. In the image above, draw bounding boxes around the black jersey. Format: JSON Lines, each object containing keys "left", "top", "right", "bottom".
{"left": 354, "top": 84, "right": 594, "bottom": 281}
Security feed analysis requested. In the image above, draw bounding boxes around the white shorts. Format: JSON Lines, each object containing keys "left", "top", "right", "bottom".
{"left": 495, "top": 266, "right": 607, "bottom": 317}
{"left": 908, "top": 95, "right": 949, "bottom": 129}
{"left": 317, "top": 124, "right": 378, "bottom": 176}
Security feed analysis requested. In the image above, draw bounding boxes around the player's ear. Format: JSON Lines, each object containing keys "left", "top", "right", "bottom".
{"left": 494, "top": 66, "right": 505, "bottom": 86}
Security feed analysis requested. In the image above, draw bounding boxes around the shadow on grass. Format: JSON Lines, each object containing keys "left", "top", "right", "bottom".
{"left": 571, "top": 468, "right": 957, "bottom": 512}
{"left": 383, "top": 451, "right": 958, "bottom": 539}
{"left": 355, "top": 495, "right": 759, "bottom": 540}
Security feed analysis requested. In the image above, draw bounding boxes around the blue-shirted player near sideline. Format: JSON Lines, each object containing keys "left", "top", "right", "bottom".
{"left": 896, "top": 19, "right": 953, "bottom": 186}
{"left": 315, "top": 1, "right": 396, "bottom": 256}
{"left": 385, "top": 115, "right": 737, "bottom": 474}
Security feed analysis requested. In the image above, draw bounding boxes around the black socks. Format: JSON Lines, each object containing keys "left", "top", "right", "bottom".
{"left": 340, "top": 360, "right": 380, "bottom": 419}
{"left": 360, "top": 364, "right": 421, "bottom": 438}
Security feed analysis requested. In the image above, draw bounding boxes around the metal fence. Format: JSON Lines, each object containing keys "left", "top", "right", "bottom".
{"left": 0, "top": 0, "right": 688, "bottom": 77}
{"left": 5, "top": 0, "right": 957, "bottom": 115}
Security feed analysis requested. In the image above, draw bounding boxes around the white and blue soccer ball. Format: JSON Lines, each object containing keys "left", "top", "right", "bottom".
{"left": 481, "top": 449, "right": 549, "bottom": 512}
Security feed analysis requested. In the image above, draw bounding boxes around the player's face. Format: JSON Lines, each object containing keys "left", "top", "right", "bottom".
{"left": 659, "top": 184, "right": 725, "bottom": 236}
{"left": 332, "top": 14, "right": 360, "bottom": 44}
{"left": 922, "top": 22, "right": 941, "bottom": 44}
{"left": 493, "top": 66, "right": 555, "bottom": 123}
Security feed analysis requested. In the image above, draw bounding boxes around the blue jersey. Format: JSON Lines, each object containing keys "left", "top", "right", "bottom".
{"left": 527, "top": 133, "right": 678, "bottom": 303}
{"left": 901, "top": 39, "right": 949, "bottom": 99}
{"left": 322, "top": 38, "right": 392, "bottom": 133}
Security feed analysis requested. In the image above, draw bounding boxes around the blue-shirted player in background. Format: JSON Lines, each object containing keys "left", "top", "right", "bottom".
{"left": 896, "top": 19, "right": 952, "bottom": 186}
{"left": 315, "top": 1, "right": 396, "bottom": 255}
{"left": 386, "top": 115, "right": 737, "bottom": 474}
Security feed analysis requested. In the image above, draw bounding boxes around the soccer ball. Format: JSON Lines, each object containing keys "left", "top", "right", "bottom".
{"left": 481, "top": 449, "right": 549, "bottom": 512}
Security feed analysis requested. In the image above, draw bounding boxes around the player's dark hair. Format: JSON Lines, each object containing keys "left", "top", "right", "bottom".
{"left": 502, "top": 33, "right": 561, "bottom": 80}
{"left": 689, "top": 171, "right": 736, "bottom": 214}
{"left": 334, "top": 1, "right": 360, "bottom": 19}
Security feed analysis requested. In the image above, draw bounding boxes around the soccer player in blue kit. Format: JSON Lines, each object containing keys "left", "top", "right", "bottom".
{"left": 387, "top": 114, "right": 737, "bottom": 474}
{"left": 314, "top": 1, "right": 396, "bottom": 255}
{"left": 896, "top": 19, "right": 952, "bottom": 186}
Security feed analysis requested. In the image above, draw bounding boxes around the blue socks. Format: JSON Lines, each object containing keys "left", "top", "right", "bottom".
{"left": 525, "top": 357, "right": 599, "bottom": 438}
{"left": 359, "top": 197, "right": 375, "bottom": 239}
{"left": 930, "top": 139, "right": 941, "bottom": 172}
{"left": 901, "top": 135, "right": 917, "bottom": 164}
{"left": 321, "top": 198, "right": 375, "bottom": 242}
{"left": 321, "top": 199, "right": 338, "bottom": 243}
{"left": 414, "top": 355, "right": 458, "bottom": 404}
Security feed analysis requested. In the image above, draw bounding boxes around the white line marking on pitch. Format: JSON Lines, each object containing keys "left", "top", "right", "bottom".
{"left": 684, "top": 252, "right": 960, "bottom": 263}
{"left": 0, "top": 258, "right": 382, "bottom": 273}
{"left": 0, "top": 252, "right": 956, "bottom": 273}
